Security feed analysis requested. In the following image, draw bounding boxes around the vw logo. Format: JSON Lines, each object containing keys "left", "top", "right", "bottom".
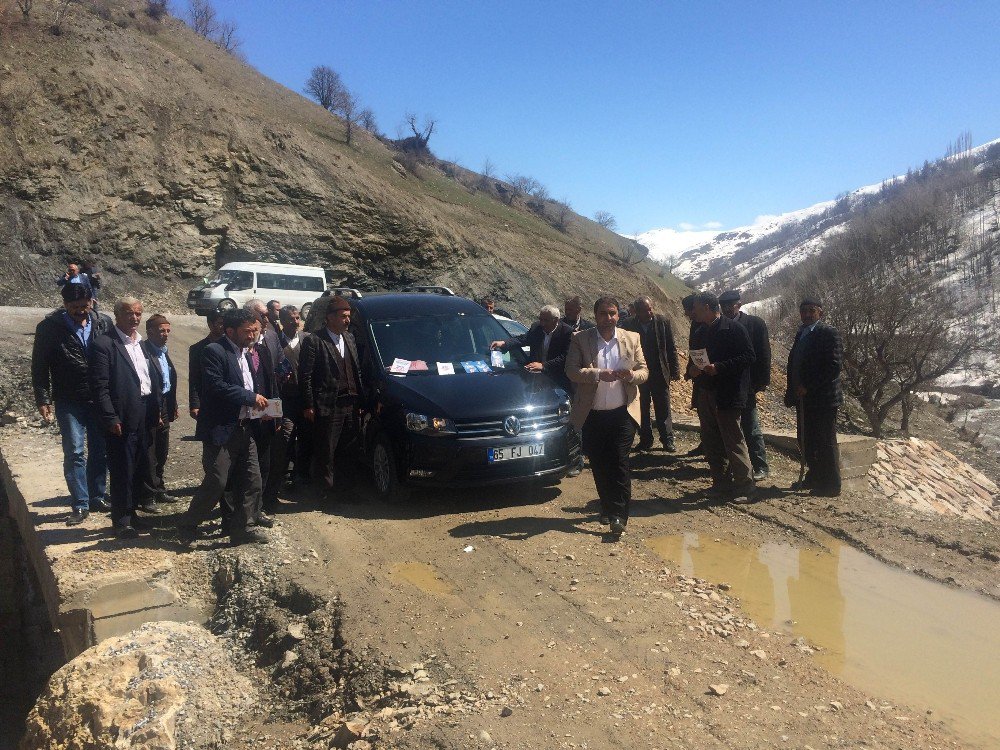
{"left": 503, "top": 415, "right": 521, "bottom": 436}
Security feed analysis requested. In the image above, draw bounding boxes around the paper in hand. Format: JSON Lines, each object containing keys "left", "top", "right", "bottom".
{"left": 490, "top": 350, "right": 505, "bottom": 368}
{"left": 249, "top": 398, "right": 283, "bottom": 420}
{"left": 689, "top": 348, "right": 711, "bottom": 369}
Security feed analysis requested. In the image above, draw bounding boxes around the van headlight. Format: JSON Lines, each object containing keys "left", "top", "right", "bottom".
{"left": 557, "top": 398, "right": 571, "bottom": 422}
{"left": 405, "top": 413, "right": 457, "bottom": 435}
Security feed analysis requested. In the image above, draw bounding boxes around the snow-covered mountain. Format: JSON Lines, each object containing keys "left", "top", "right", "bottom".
{"left": 652, "top": 137, "right": 1000, "bottom": 292}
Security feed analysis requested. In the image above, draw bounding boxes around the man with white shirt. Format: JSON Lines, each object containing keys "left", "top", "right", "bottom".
{"left": 298, "top": 295, "right": 364, "bottom": 498}
{"left": 90, "top": 297, "right": 163, "bottom": 538}
{"left": 180, "top": 309, "right": 270, "bottom": 545}
{"left": 566, "top": 296, "right": 648, "bottom": 536}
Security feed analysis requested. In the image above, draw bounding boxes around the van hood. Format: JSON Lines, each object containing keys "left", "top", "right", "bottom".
{"left": 379, "top": 370, "right": 567, "bottom": 419}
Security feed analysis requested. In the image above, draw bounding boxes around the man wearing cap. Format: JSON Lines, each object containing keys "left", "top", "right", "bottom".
{"left": 299, "top": 295, "right": 364, "bottom": 498}
{"left": 720, "top": 290, "right": 771, "bottom": 480}
{"left": 32, "top": 284, "right": 113, "bottom": 526}
{"left": 689, "top": 292, "right": 756, "bottom": 499}
{"left": 621, "top": 296, "right": 680, "bottom": 452}
{"left": 784, "top": 297, "right": 843, "bottom": 496}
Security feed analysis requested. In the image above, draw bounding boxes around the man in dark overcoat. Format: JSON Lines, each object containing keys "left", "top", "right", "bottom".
{"left": 784, "top": 297, "right": 844, "bottom": 496}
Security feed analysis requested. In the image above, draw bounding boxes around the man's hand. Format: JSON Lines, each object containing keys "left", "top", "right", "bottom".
{"left": 110, "top": 423, "right": 123, "bottom": 437}
{"left": 490, "top": 341, "right": 506, "bottom": 351}
{"left": 303, "top": 407, "right": 315, "bottom": 422}
{"left": 795, "top": 385, "right": 807, "bottom": 398}
{"left": 615, "top": 368, "right": 634, "bottom": 383}
{"left": 190, "top": 407, "right": 199, "bottom": 419}
{"left": 598, "top": 369, "right": 618, "bottom": 382}
{"left": 38, "top": 404, "right": 53, "bottom": 422}
{"left": 525, "top": 361, "right": 544, "bottom": 373}
{"left": 702, "top": 363, "right": 718, "bottom": 376}
{"left": 254, "top": 394, "right": 269, "bottom": 410}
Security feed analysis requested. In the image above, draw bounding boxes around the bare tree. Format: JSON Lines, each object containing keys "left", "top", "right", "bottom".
{"left": 215, "top": 19, "right": 241, "bottom": 54}
{"left": 552, "top": 199, "right": 573, "bottom": 232}
{"left": 305, "top": 65, "right": 346, "bottom": 111}
{"left": 15, "top": 0, "right": 31, "bottom": 19}
{"left": 613, "top": 237, "right": 649, "bottom": 266}
{"left": 359, "top": 107, "right": 379, "bottom": 136}
{"left": 187, "top": 0, "right": 216, "bottom": 37}
{"left": 481, "top": 158, "right": 496, "bottom": 179}
{"left": 405, "top": 112, "right": 436, "bottom": 147}
{"left": 336, "top": 89, "right": 359, "bottom": 144}
{"left": 146, "top": 0, "right": 168, "bottom": 19}
{"left": 504, "top": 174, "right": 541, "bottom": 200}
{"left": 50, "top": 0, "right": 76, "bottom": 34}
{"left": 593, "top": 210, "right": 617, "bottom": 231}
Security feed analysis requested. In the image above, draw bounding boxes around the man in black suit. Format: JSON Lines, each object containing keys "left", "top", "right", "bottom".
{"left": 244, "top": 299, "right": 283, "bottom": 369}
{"left": 689, "top": 292, "right": 756, "bottom": 499}
{"left": 720, "top": 290, "right": 772, "bottom": 480}
{"left": 490, "top": 305, "right": 573, "bottom": 390}
{"left": 299, "top": 295, "right": 363, "bottom": 497}
{"left": 180, "top": 309, "right": 271, "bottom": 545}
{"left": 188, "top": 310, "right": 225, "bottom": 420}
{"left": 622, "top": 296, "right": 681, "bottom": 452}
{"left": 561, "top": 296, "right": 595, "bottom": 333}
{"left": 784, "top": 297, "right": 844, "bottom": 497}
{"left": 138, "top": 314, "right": 179, "bottom": 508}
{"left": 89, "top": 297, "right": 161, "bottom": 538}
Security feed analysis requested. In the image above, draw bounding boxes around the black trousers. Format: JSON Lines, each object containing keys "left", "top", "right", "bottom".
{"left": 106, "top": 396, "right": 153, "bottom": 526}
{"left": 801, "top": 407, "right": 841, "bottom": 490}
{"left": 638, "top": 371, "right": 673, "bottom": 445}
{"left": 263, "top": 416, "right": 295, "bottom": 505}
{"left": 253, "top": 420, "right": 275, "bottom": 498}
{"left": 313, "top": 399, "right": 358, "bottom": 490}
{"left": 582, "top": 406, "right": 636, "bottom": 522}
{"left": 183, "top": 423, "right": 261, "bottom": 536}
{"left": 138, "top": 421, "right": 170, "bottom": 502}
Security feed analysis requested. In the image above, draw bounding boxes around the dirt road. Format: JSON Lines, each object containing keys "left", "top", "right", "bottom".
{"left": 5, "top": 307, "right": 1000, "bottom": 749}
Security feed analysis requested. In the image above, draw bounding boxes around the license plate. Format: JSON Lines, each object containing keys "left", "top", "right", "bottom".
{"left": 488, "top": 443, "right": 545, "bottom": 463}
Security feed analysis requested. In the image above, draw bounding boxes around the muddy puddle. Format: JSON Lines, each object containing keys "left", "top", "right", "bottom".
{"left": 390, "top": 562, "right": 454, "bottom": 596}
{"left": 646, "top": 532, "right": 1000, "bottom": 748}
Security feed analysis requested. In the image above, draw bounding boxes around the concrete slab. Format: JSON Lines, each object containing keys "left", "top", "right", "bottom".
{"left": 0, "top": 426, "right": 211, "bottom": 660}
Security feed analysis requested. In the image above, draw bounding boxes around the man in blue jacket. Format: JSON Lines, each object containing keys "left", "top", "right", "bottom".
{"left": 179, "top": 309, "right": 270, "bottom": 545}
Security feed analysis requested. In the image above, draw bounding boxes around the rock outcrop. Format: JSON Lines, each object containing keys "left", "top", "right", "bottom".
{"left": 21, "top": 621, "right": 256, "bottom": 750}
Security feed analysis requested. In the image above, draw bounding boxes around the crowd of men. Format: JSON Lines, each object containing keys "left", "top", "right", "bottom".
{"left": 31, "top": 283, "right": 361, "bottom": 544}
{"left": 32, "top": 279, "right": 842, "bottom": 544}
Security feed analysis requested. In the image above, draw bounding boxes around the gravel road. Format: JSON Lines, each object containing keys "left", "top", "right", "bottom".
{"left": 4, "top": 306, "right": 999, "bottom": 750}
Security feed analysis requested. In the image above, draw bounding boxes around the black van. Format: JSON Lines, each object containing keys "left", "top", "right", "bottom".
{"left": 310, "top": 292, "right": 579, "bottom": 498}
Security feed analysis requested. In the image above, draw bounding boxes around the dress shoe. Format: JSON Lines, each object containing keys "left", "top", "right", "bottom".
{"left": 685, "top": 445, "right": 704, "bottom": 457}
{"left": 114, "top": 522, "right": 138, "bottom": 539}
{"left": 609, "top": 517, "right": 626, "bottom": 535}
{"left": 230, "top": 528, "right": 270, "bottom": 546}
{"left": 662, "top": 439, "right": 677, "bottom": 453}
{"left": 730, "top": 481, "right": 757, "bottom": 501}
{"left": 599, "top": 514, "right": 610, "bottom": 525}
{"left": 131, "top": 514, "right": 155, "bottom": 529}
{"left": 156, "top": 493, "right": 181, "bottom": 504}
{"left": 790, "top": 479, "right": 815, "bottom": 492}
{"left": 705, "top": 481, "right": 733, "bottom": 499}
{"left": 634, "top": 440, "right": 654, "bottom": 452}
{"left": 253, "top": 513, "right": 274, "bottom": 528}
{"left": 89, "top": 498, "right": 111, "bottom": 513}
{"left": 66, "top": 509, "right": 89, "bottom": 526}
{"left": 136, "top": 501, "right": 161, "bottom": 515}
{"left": 752, "top": 468, "right": 769, "bottom": 482}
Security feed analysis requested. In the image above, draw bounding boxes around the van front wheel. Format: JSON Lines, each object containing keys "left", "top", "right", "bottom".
{"left": 372, "top": 433, "right": 408, "bottom": 502}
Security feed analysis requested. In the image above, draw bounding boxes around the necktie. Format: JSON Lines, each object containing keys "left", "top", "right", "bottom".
{"left": 251, "top": 345, "right": 260, "bottom": 373}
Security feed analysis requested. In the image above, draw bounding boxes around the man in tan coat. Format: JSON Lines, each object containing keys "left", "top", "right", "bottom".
{"left": 566, "top": 296, "right": 648, "bottom": 536}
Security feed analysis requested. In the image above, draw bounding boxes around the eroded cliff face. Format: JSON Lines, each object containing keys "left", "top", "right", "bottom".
{"left": 0, "top": 2, "right": 674, "bottom": 316}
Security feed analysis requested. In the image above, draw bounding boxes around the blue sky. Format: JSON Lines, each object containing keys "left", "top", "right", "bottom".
{"left": 209, "top": 1, "right": 1000, "bottom": 235}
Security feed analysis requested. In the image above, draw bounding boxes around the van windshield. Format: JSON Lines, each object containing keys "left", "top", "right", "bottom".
{"left": 207, "top": 269, "right": 250, "bottom": 288}
{"left": 369, "top": 314, "right": 528, "bottom": 374}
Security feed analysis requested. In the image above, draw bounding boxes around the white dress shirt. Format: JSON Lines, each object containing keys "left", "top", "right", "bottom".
{"left": 326, "top": 327, "right": 346, "bottom": 358}
{"left": 593, "top": 330, "right": 627, "bottom": 410}
{"left": 237, "top": 344, "right": 255, "bottom": 419}
{"left": 115, "top": 327, "right": 152, "bottom": 397}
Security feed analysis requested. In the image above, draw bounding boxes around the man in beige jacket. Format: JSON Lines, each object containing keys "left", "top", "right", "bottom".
{"left": 566, "top": 296, "right": 649, "bottom": 536}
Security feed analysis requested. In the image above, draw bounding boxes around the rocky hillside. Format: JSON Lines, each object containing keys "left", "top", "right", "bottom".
{"left": 0, "top": 0, "right": 685, "bottom": 317}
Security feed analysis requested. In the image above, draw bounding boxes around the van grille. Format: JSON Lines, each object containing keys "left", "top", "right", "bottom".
{"left": 455, "top": 407, "right": 565, "bottom": 440}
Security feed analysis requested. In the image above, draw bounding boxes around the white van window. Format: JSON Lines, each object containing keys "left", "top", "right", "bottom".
{"left": 257, "top": 272, "right": 325, "bottom": 292}
{"left": 225, "top": 271, "right": 254, "bottom": 291}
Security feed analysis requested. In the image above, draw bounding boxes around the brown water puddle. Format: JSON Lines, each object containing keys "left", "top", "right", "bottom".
{"left": 645, "top": 532, "right": 1000, "bottom": 749}
{"left": 390, "top": 562, "right": 454, "bottom": 596}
